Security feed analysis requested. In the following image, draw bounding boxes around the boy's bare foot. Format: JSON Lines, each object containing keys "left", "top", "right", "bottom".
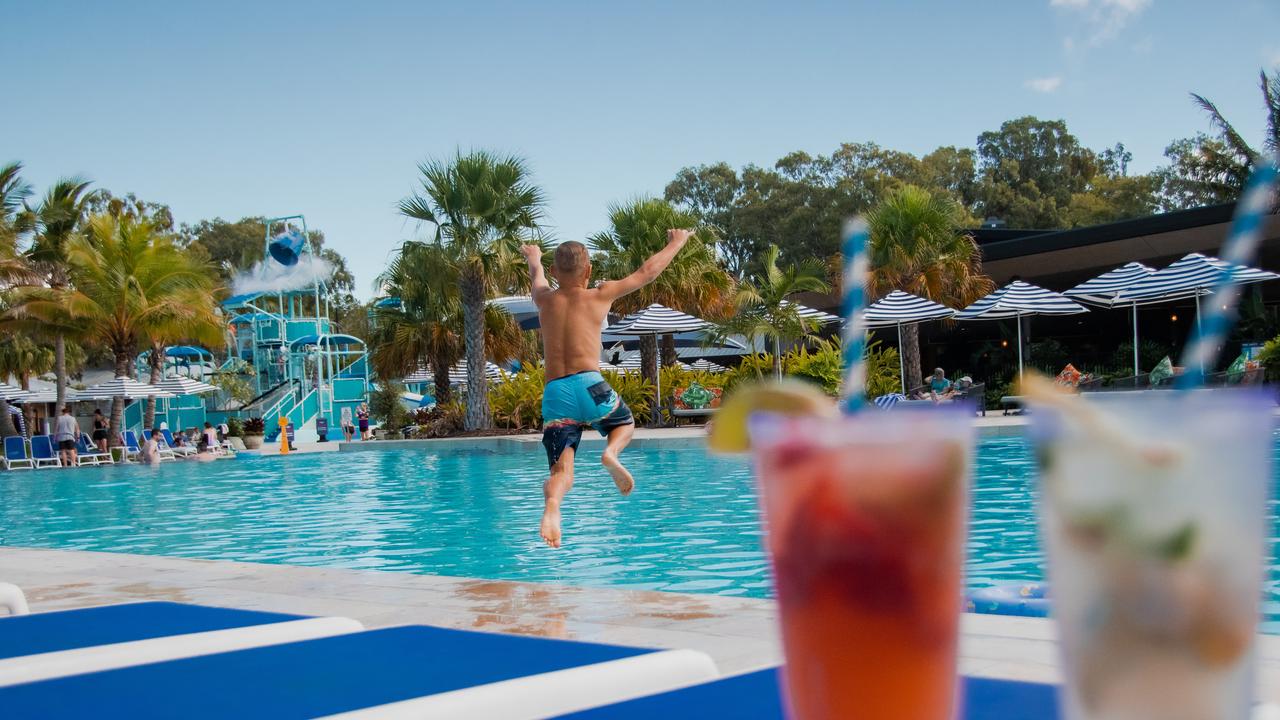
{"left": 602, "top": 451, "right": 634, "bottom": 496}
{"left": 540, "top": 505, "right": 562, "bottom": 548}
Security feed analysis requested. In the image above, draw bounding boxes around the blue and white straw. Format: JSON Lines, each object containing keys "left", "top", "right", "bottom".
{"left": 1176, "top": 156, "right": 1279, "bottom": 389}
{"left": 840, "top": 217, "right": 870, "bottom": 412}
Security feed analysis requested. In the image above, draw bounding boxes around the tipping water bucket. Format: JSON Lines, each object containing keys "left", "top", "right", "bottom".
{"left": 268, "top": 230, "right": 307, "bottom": 267}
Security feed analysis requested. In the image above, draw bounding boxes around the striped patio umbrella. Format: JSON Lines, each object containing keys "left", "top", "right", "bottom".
{"left": 778, "top": 300, "right": 841, "bottom": 325}
{"left": 689, "top": 359, "right": 728, "bottom": 373}
{"left": 1117, "top": 253, "right": 1279, "bottom": 373}
{"left": 0, "top": 382, "right": 29, "bottom": 401}
{"left": 1064, "top": 262, "right": 1155, "bottom": 377}
{"left": 447, "top": 361, "right": 507, "bottom": 385}
{"left": 605, "top": 304, "right": 710, "bottom": 423}
{"left": 155, "top": 377, "right": 218, "bottom": 432}
{"left": 402, "top": 366, "right": 432, "bottom": 384}
{"left": 956, "top": 281, "right": 1088, "bottom": 377}
{"left": 81, "top": 376, "right": 175, "bottom": 399}
{"left": 863, "top": 291, "right": 957, "bottom": 393}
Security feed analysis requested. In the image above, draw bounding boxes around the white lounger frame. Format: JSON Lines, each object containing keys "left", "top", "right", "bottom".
{"left": 316, "top": 648, "right": 718, "bottom": 720}
{"left": 0, "top": 615, "right": 364, "bottom": 687}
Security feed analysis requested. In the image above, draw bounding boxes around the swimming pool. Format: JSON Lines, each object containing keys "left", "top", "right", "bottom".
{"left": 2, "top": 436, "right": 1279, "bottom": 630}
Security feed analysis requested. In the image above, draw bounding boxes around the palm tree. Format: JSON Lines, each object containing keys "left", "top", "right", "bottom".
{"left": 399, "top": 151, "right": 545, "bottom": 430}
{"left": 1188, "top": 69, "right": 1280, "bottom": 196}
{"left": 370, "top": 240, "right": 523, "bottom": 405}
{"left": 23, "top": 177, "right": 92, "bottom": 409}
{"left": 11, "top": 215, "right": 222, "bottom": 440}
{"left": 867, "top": 185, "right": 993, "bottom": 390}
{"left": 714, "top": 244, "right": 830, "bottom": 378}
{"left": 590, "top": 198, "right": 732, "bottom": 383}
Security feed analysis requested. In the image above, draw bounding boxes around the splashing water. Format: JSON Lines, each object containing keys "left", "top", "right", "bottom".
{"left": 231, "top": 254, "right": 334, "bottom": 296}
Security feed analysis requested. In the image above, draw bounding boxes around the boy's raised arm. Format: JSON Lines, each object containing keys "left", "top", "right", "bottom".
{"left": 521, "top": 244, "right": 552, "bottom": 300}
{"left": 599, "top": 229, "right": 692, "bottom": 300}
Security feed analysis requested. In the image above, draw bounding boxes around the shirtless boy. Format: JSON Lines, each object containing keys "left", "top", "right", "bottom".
{"left": 522, "top": 229, "right": 692, "bottom": 548}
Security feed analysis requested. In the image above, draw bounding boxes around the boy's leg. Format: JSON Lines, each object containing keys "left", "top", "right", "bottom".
{"left": 601, "top": 423, "right": 635, "bottom": 495}
{"left": 541, "top": 446, "right": 574, "bottom": 549}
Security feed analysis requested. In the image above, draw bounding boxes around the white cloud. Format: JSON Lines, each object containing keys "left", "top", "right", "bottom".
{"left": 1027, "top": 76, "right": 1064, "bottom": 93}
{"left": 1051, "top": 0, "right": 1153, "bottom": 46}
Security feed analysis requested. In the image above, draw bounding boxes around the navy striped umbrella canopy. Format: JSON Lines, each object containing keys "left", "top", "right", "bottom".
{"left": 0, "top": 382, "right": 28, "bottom": 401}
{"left": 1117, "top": 253, "right": 1279, "bottom": 302}
{"left": 1064, "top": 262, "right": 1156, "bottom": 307}
{"left": 779, "top": 300, "right": 841, "bottom": 325}
{"left": 956, "top": 281, "right": 1088, "bottom": 320}
{"left": 957, "top": 281, "right": 1087, "bottom": 376}
{"left": 604, "top": 304, "right": 709, "bottom": 335}
{"left": 1063, "top": 262, "right": 1157, "bottom": 376}
{"left": 864, "top": 291, "right": 956, "bottom": 328}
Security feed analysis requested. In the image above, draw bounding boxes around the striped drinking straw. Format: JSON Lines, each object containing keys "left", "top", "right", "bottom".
{"left": 1176, "top": 156, "right": 1279, "bottom": 389}
{"left": 840, "top": 218, "right": 870, "bottom": 413}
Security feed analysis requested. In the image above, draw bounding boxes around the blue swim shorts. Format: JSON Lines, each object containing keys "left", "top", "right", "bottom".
{"left": 541, "top": 370, "right": 634, "bottom": 466}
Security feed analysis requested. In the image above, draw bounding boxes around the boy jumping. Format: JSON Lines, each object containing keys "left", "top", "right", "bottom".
{"left": 521, "top": 229, "right": 691, "bottom": 548}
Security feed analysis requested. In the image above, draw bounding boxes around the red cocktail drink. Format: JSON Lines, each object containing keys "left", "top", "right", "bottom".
{"left": 753, "top": 411, "right": 971, "bottom": 720}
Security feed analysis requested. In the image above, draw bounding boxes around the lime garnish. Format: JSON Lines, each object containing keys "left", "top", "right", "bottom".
{"left": 706, "top": 380, "right": 837, "bottom": 453}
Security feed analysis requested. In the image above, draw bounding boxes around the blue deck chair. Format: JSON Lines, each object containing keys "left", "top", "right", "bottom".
{"left": 28, "top": 436, "right": 61, "bottom": 469}
{"left": 161, "top": 429, "right": 197, "bottom": 458}
{"left": 121, "top": 431, "right": 143, "bottom": 462}
{"left": 2, "top": 436, "right": 32, "bottom": 470}
{"left": 0, "top": 602, "right": 362, "bottom": 688}
{"left": 75, "top": 435, "right": 114, "bottom": 466}
{"left": 139, "top": 430, "right": 177, "bottom": 461}
{"left": 0, "top": 621, "right": 716, "bottom": 719}
{"left": 555, "top": 667, "right": 1061, "bottom": 720}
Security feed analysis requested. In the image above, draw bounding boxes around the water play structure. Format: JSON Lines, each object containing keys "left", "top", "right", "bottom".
{"left": 126, "top": 214, "right": 371, "bottom": 443}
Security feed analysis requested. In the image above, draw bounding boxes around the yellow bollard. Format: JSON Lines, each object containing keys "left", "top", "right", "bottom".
{"left": 278, "top": 416, "right": 290, "bottom": 455}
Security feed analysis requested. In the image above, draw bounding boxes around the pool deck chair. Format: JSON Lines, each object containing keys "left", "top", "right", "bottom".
{"left": 161, "top": 429, "right": 198, "bottom": 458}
{"left": 554, "top": 667, "right": 1061, "bottom": 720}
{"left": 29, "top": 435, "right": 62, "bottom": 469}
{"left": 140, "top": 430, "right": 178, "bottom": 461}
{"left": 2, "top": 436, "right": 33, "bottom": 470}
{"left": 121, "top": 431, "right": 143, "bottom": 462}
{"left": 0, "top": 602, "right": 363, "bottom": 688}
{"left": 0, "top": 623, "right": 718, "bottom": 719}
{"left": 75, "top": 435, "right": 114, "bottom": 466}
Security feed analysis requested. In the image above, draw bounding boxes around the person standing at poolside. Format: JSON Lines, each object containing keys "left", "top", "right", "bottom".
{"left": 357, "top": 404, "right": 370, "bottom": 440}
{"left": 91, "top": 409, "right": 109, "bottom": 453}
{"left": 522, "top": 229, "right": 692, "bottom": 548}
{"left": 54, "top": 406, "right": 79, "bottom": 467}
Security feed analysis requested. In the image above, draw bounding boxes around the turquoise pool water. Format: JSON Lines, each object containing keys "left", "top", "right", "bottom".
{"left": 2, "top": 437, "right": 1278, "bottom": 630}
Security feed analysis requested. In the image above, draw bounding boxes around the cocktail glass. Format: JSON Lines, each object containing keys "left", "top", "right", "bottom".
{"left": 1029, "top": 389, "right": 1273, "bottom": 720}
{"left": 752, "top": 408, "right": 972, "bottom": 720}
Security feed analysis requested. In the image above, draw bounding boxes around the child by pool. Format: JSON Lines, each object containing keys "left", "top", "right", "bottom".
{"left": 522, "top": 229, "right": 692, "bottom": 548}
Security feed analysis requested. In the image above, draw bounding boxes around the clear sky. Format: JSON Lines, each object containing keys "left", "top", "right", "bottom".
{"left": 4, "top": 0, "right": 1277, "bottom": 299}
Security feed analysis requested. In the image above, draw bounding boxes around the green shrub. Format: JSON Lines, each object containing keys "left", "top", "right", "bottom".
{"left": 490, "top": 364, "right": 545, "bottom": 430}
{"left": 863, "top": 341, "right": 902, "bottom": 398}
{"left": 601, "top": 369, "right": 654, "bottom": 425}
{"left": 369, "top": 380, "right": 409, "bottom": 433}
{"left": 661, "top": 365, "right": 724, "bottom": 393}
{"left": 225, "top": 416, "right": 244, "bottom": 438}
{"left": 722, "top": 354, "right": 775, "bottom": 393}
{"left": 1258, "top": 335, "right": 1280, "bottom": 382}
{"left": 405, "top": 401, "right": 465, "bottom": 438}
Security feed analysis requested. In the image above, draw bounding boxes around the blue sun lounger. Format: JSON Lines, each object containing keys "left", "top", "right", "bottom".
{"left": 2, "top": 435, "right": 32, "bottom": 470}
{"left": 0, "top": 622, "right": 717, "bottom": 719}
{"left": 0, "top": 601, "right": 363, "bottom": 687}
{"left": 554, "top": 667, "right": 1060, "bottom": 720}
{"left": 29, "top": 435, "right": 62, "bottom": 469}
{"left": 75, "top": 435, "right": 114, "bottom": 465}
{"left": 121, "top": 430, "right": 143, "bottom": 461}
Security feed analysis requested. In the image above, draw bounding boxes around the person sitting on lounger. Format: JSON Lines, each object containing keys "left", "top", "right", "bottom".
{"left": 522, "top": 230, "right": 692, "bottom": 548}
{"left": 928, "top": 368, "right": 953, "bottom": 403}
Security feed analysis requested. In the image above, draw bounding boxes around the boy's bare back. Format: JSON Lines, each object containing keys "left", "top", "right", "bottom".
{"left": 521, "top": 230, "right": 691, "bottom": 379}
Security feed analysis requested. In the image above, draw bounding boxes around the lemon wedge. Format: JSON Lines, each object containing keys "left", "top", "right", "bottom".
{"left": 706, "top": 380, "right": 838, "bottom": 453}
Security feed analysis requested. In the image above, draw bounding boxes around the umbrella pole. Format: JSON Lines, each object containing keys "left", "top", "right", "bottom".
{"left": 897, "top": 322, "right": 906, "bottom": 394}
{"left": 1017, "top": 313, "right": 1024, "bottom": 379}
{"left": 1132, "top": 304, "right": 1140, "bottom": 378}
{"left": 1195, "top": 295, "right": 1204, "bottom": 373}
{"left": 653, "top": 334, "right": 662, "bottom": 428}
